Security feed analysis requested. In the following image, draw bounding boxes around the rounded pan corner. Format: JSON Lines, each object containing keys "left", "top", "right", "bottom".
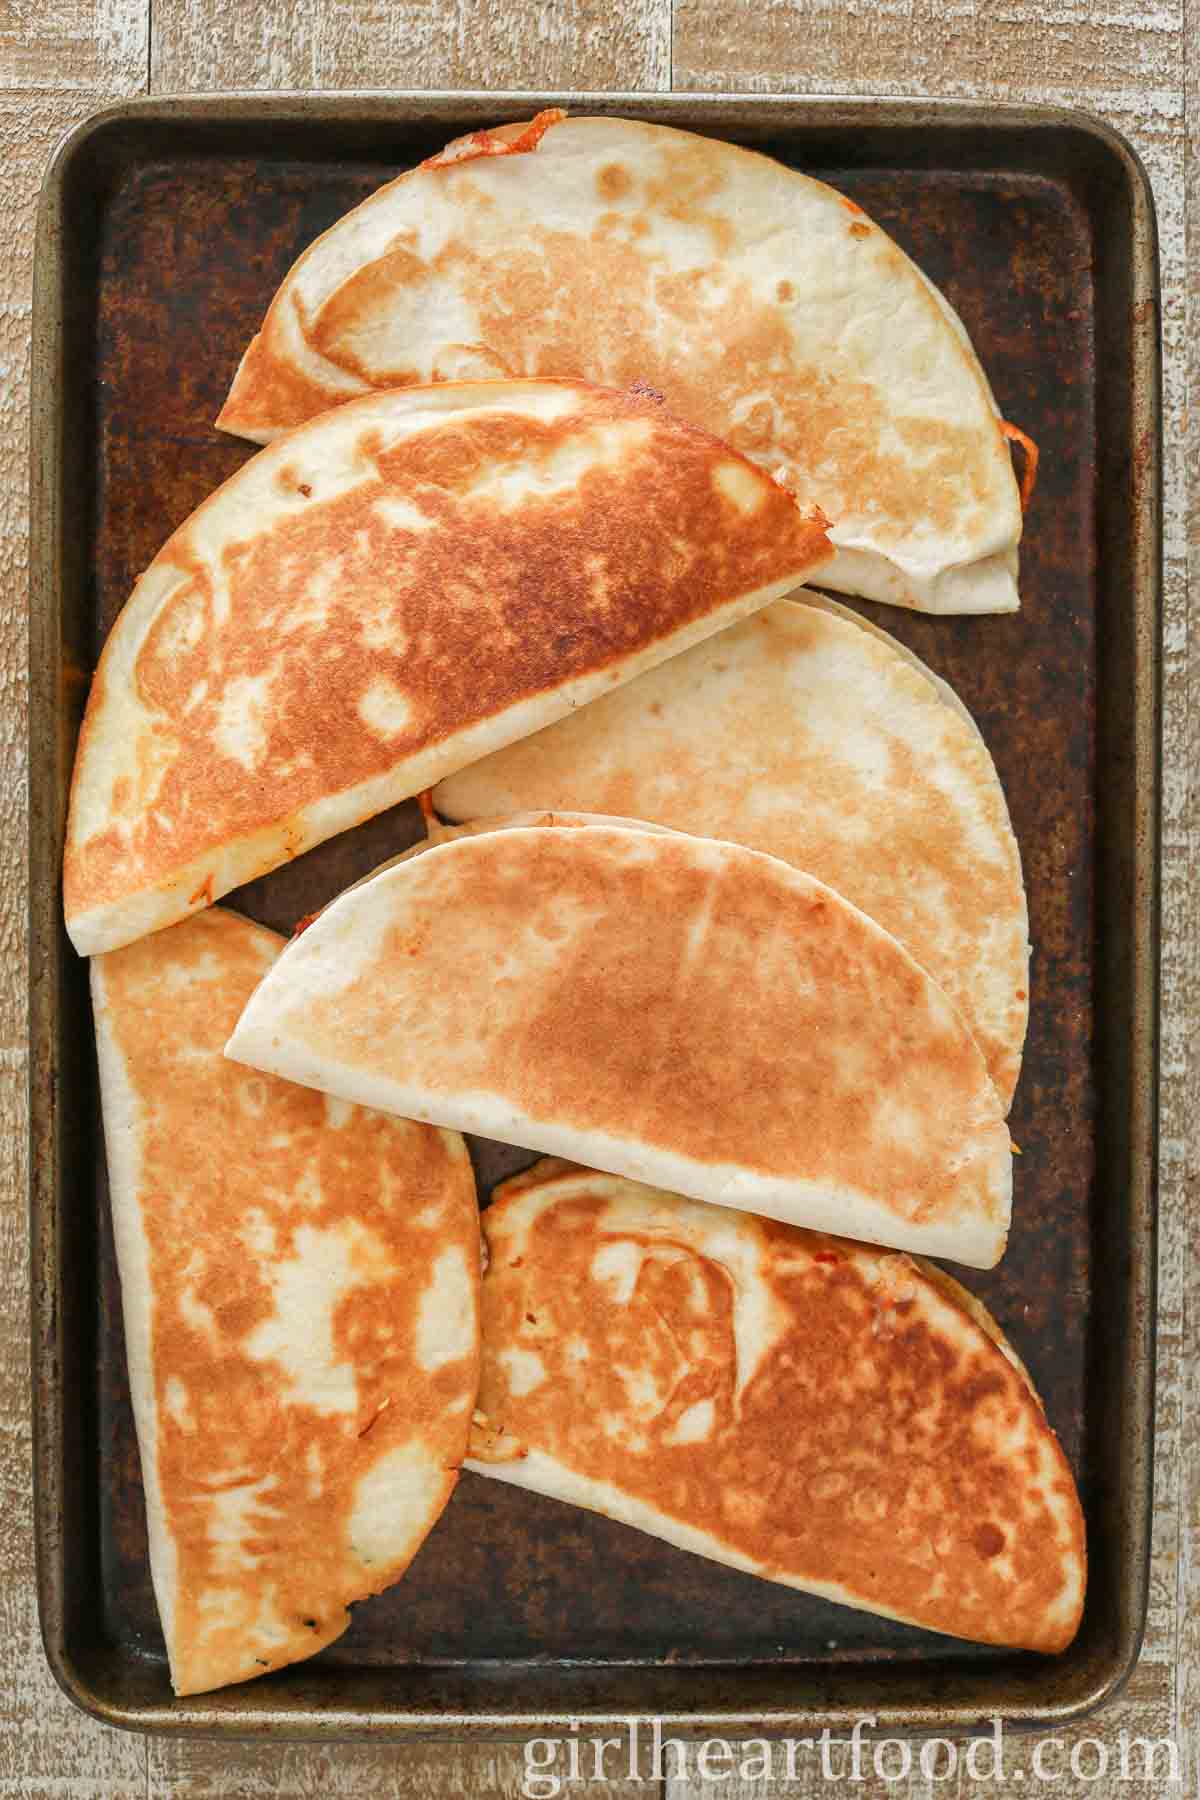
{"left": 1031, "top": 102, "right": 1160, "bottom": 223}
{"left": 35, "top": 1608, "right": 142, "bottom": 1737}
{"left": 35, "top": 97, "right": 154, "bottom": 220}
{"left": 1052, "top": 1644, "right": 1147, "bottom": 1734}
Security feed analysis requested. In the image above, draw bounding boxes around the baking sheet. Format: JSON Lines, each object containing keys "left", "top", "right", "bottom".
{"left": 28, "top": 92, "right": 1159, "bottom": 1736}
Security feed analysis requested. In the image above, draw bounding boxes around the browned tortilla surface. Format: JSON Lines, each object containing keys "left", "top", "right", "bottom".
{"left": 93, "top": 907, "right": 481, "bottom": 1694}
{"left": 67, "top": 379, "right": 829, "bottom": 956}
{"left": 469, "top": 1162, "right": 1086, "bottom": 1653}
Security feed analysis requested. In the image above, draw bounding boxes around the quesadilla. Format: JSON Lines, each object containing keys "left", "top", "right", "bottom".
{"left": 92, "top": 906, "right": 481, "bottom": 1695}
{"left": 435, "top": 595, "right": 1029, "bottom": 1108}
{"left": 226, "top": 820, "right": 1013, "bottom": 1268}
{"left": 467, "top": 1160, "right": 1085, "bottom": 1654}
{"left": 217, "top": 112, "right": 1031, "bottom": 613}
{"left": 65, "top": 378, "right": 829, "bottom": 958}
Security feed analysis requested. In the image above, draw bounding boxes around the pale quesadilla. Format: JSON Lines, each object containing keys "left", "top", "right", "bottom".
{"left": 217, "top": 113, "right": 1032, "bottom": 613}
{"left": 435, "top": 595, "right": 1030, "bottom": 1108}
{"left": 92, "top": 906, "right": 481, "bottom": 1695}
{"left": 467, "top": 1160, "right": 1084, "bottom": 1653}
{"left": 65, "top": 377, "right": 829, "bottom": 958}
{"left": 226, "top": 820, "right": 1012, "bottom": 1267}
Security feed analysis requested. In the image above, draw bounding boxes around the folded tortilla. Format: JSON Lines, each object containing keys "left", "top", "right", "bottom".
{"left": 92, "top": 906, "right": 481, "bottom": 1695}
{"left": 467, "top": 1160, "right": 1085, "bottom": 1654}
{"left": 217, "top": 112, "right": 1028, "bottom": 613}
{"left": 435, "top": 595, "right": 1029, "bottom": 1108}
{"left": 226, "top": 820, "right": 1012, "bottom": 1267}
{"left": 65, "top": 378, "right": 829, "bottom": 957}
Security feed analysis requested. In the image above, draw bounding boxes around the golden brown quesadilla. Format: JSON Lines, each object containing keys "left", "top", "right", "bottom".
{"left": 226, "top": 820, "right": 1013, "bottom": 1268}
{"left": 468, "top": 1160, "right": 1086, "bottom": 1653}
{"left": 92, "top": 907, "right": 481, "bottom": 1695}
{"left": 65, "top": 378, "right": 829, "bottom": 957}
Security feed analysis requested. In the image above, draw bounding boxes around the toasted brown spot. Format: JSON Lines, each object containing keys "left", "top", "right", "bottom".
{"left": 597, "top": 162, "right": 634, "bottom": 202}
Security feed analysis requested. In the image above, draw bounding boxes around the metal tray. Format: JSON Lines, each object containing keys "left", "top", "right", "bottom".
{"left": 29, "top": 92, "right": 1160, "bottom": 1740}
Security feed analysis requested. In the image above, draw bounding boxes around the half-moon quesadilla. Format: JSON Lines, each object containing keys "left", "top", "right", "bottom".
{"left": 226, "top": 820, "right": 1013, "bottom": 1268}
{"left": 92, "top": 906, "right": 481, "bottom": 1695}
{"left": 467, "top": 1160, "right": 1085, "bottom": 1653}
{"left": 435, "top": 596, "right": 1030, "bottom": 1108}
{"left": 65, "top": 378, "right": 829, "bottom": 958}
{"left": 217, "top": 113, "right": 1030, "bottom": 614}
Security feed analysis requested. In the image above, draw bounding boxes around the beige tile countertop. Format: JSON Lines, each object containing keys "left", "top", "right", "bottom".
{"left": 3, "top": 3, "right": 1195, "bottom": 1794}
